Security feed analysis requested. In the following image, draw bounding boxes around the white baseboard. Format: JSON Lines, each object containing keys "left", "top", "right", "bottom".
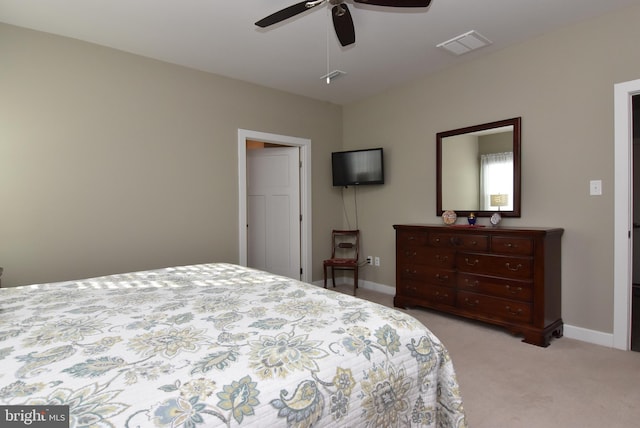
{"left": 562, "top": 324, "right": 614, "bottom": 348}
{"left": 312, "top": 277, "right": 616, "bottom": 348}
{"left": 311, "top": 278, "right": 394, "bottom": 295}
{"left": 358, "top": 279, "right": 395, "bottom": 295}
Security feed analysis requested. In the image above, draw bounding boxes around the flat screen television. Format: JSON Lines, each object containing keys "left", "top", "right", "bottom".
{"left": 332, "top": 148, "right": 384, "bottom": 187}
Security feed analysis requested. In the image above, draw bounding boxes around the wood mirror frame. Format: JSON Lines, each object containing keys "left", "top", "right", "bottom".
{"left": 436, "top": 117, "right": 521, "bottom": 218}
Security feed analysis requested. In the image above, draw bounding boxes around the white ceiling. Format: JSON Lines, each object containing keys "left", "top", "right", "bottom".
{"left": 1, "top": 0, "right": 637, "bottom": 105}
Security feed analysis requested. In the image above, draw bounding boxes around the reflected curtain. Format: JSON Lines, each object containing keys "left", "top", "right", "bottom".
{"left": 480, "top": 152, "right": 513, "bottom": 210}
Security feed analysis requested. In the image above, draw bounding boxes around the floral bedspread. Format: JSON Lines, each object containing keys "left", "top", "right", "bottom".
{"left": 0, "top": 263, "right": 466, "bottom": 427}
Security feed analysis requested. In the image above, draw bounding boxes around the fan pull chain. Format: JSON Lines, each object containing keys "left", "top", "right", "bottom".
{"left": 326, "top": 7, "right": 330, "bottom": 84}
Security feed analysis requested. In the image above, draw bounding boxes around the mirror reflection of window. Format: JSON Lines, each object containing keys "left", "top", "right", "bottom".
{"left": 480, "top": 152, "right": 514, "bottom": 210}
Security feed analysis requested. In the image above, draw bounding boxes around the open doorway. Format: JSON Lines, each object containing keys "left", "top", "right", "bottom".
{"left": 237, "top": 129, "right": 312, "bottom": 283}
{"left": 614, "top": 78, "right": 640, "bottom": 350}
{"left": 632, "top": 95, "right": 640, "bottom": 351}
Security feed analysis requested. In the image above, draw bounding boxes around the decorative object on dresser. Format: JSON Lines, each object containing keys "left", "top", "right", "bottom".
{"left": 490, "top": 212, "right": 502, "bottom": 226}
{"left": 467, "top": 212, "right": 476, "bottom": 225}
{"left": 394, "top": 224, "right": 563, "bottom": 347}
{"left": 442, "top": 210, "right": 457, "bottom": 225}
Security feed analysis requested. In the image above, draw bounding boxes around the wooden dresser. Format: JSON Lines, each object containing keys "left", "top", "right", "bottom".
{"left": 394, "top": 224, "right": 563, "bottom": 347}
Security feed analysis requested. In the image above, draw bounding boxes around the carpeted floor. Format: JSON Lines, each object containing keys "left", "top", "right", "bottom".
{"left": 330, "top": 284, "right": 640, "bottom": 428}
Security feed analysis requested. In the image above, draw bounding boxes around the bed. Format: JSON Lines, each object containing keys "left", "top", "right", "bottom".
{"left": 0, "top": 263, "right": 466, "bottom": 427}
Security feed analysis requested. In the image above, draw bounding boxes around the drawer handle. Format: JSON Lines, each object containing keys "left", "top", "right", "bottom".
{"left": 434, "top": 273, "right": 449, "bottom": 282}
{"left": 408, "top": 236, "right": 416, "bottom": 241}
{"left": 404, "top": 268, "right": 418, "bottom": 275}
{"left": 505, "top": 306, "right": 523, "bottom": 316}
{"left": 505, "top": 285, "right": 523, "bottom": 294}
{"left": 464, "top": 258, "right": 479, "bottom": 266}
{"left": 505, "top": 263, "right": 523, "bottom": 271}
{"left": 464, "top": 279, "right": 479, "bottom": 288}
{"left": 434, "top": 291, "right": 449, "bottom": 299}
{"left": 464, "top": 297, "right": 480, "bottom": 307}
{"left": 404, "top": 251, "right": 417, "bottom": 257}
{"left": 435, "top": 255, "right": 449, "bottom": 263}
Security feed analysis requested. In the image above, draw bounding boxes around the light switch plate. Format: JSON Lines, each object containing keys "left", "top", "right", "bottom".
{"left": 590, "top": 180, "right": 602, "bottom": 196}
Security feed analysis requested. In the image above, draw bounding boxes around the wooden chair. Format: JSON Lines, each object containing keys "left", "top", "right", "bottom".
{"left": 323, "top": 230, "right": 360, "bottom": 296}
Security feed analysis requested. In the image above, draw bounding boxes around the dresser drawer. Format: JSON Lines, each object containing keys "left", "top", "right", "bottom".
{"left": 428, "top": 233, "right": 456, "bottom": 247}
{"left": 457, "top": 291, "right": 532, "bottom": 323}
{"left": 456, "top": 253, "right": 532, "bottom": 279}
{"left": 398, "top": 247, "right": 455, "bottom": 268}
{"left": 399, "top": 280, "right": 456, "bottom": 306}
{"left": 491, "top": 236, "right": 533, "bottom": 255}
{"left": 397, "top": 230, "right": 428, "bottom": 247}
{"left": 429, "top": 233, "right": 489, "bottom": 251}
{"left": 458, "top": 273, "right": 532, "bottom": 302}
{"left": 399, "top": 264, "right": 456, "bottom": 286}
{"left": 452, "top": 234, "right": 489, "bottom": 251}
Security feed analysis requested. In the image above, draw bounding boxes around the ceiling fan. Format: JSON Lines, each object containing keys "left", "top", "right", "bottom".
{"left": 255, "top": 0, "right": 432, "bottom": 47}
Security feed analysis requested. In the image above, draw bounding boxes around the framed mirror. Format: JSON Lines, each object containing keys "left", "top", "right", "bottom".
{"left": 437, "top": 117, "right": 521, "bottom": 218}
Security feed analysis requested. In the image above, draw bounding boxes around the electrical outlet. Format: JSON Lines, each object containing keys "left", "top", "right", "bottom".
{"left": 366, "top": 256, "right": 373, "bottom": 265}
{"left": 590, "top": 179, "right": 602, "bottom": 196}
{"left": 374, "top": 256, "right": 380, "bottom": 267}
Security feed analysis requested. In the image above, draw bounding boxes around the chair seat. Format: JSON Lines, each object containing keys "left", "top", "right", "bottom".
{"left": 324, "top": 258, "right": 357, "bottom": 266}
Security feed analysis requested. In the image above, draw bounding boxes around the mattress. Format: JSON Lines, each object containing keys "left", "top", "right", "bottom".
{"left": 0, "top": 263, "right": 466, "bottom": 427}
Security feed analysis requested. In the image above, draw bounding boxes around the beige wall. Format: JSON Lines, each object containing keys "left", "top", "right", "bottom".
{"left": 342, "top": 4, "right": 640, "bottom": 335}
{"left": 0, "top": 24, "right": 343, "bottom": 287}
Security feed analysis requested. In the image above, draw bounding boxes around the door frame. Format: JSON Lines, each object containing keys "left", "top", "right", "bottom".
{"left": 614, "top": 78, "right": 640, "bottom": 350}
{"left": 238, "top": 129, "right": 312, "bottom": 283}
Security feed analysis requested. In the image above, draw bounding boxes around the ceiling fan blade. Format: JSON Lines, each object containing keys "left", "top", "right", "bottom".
{"left": 255, "top": 1, "right": 321, "bottom": 28}
{"left": 332, "top": 4, "right": 355, "bottom": 46}
{"left": 354, "top": 0, "right": 431, "bottom": 7}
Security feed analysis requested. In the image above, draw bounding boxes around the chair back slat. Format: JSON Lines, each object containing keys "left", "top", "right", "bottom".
{"left": 331, "top": 230, "right": 359, "bottom": 260}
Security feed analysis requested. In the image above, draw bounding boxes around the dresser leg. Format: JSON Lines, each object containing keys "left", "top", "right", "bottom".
{"left": 522, "top": 332, "right": 550, "bottom": 347}
{"left": 551, "top": 323, "right": 564, "bottom": 339}
{"left": 521, "top": 320, "right": 563, "bottom": 347}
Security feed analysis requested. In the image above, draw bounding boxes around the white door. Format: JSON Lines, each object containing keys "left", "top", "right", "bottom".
{"left": 247, "top": 147, "right": 301, "bottom": 279}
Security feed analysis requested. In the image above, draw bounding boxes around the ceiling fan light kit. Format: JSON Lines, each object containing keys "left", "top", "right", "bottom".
{"left": 255, "top": 0, "right": 433, "bottom": 47}
{"left": 321, "top": 69, "right": 347, "bottom": 84}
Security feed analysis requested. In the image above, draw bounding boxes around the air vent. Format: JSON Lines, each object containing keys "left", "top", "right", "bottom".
{"left": 437, "top": 30, "right": 492, "bottom": 55}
